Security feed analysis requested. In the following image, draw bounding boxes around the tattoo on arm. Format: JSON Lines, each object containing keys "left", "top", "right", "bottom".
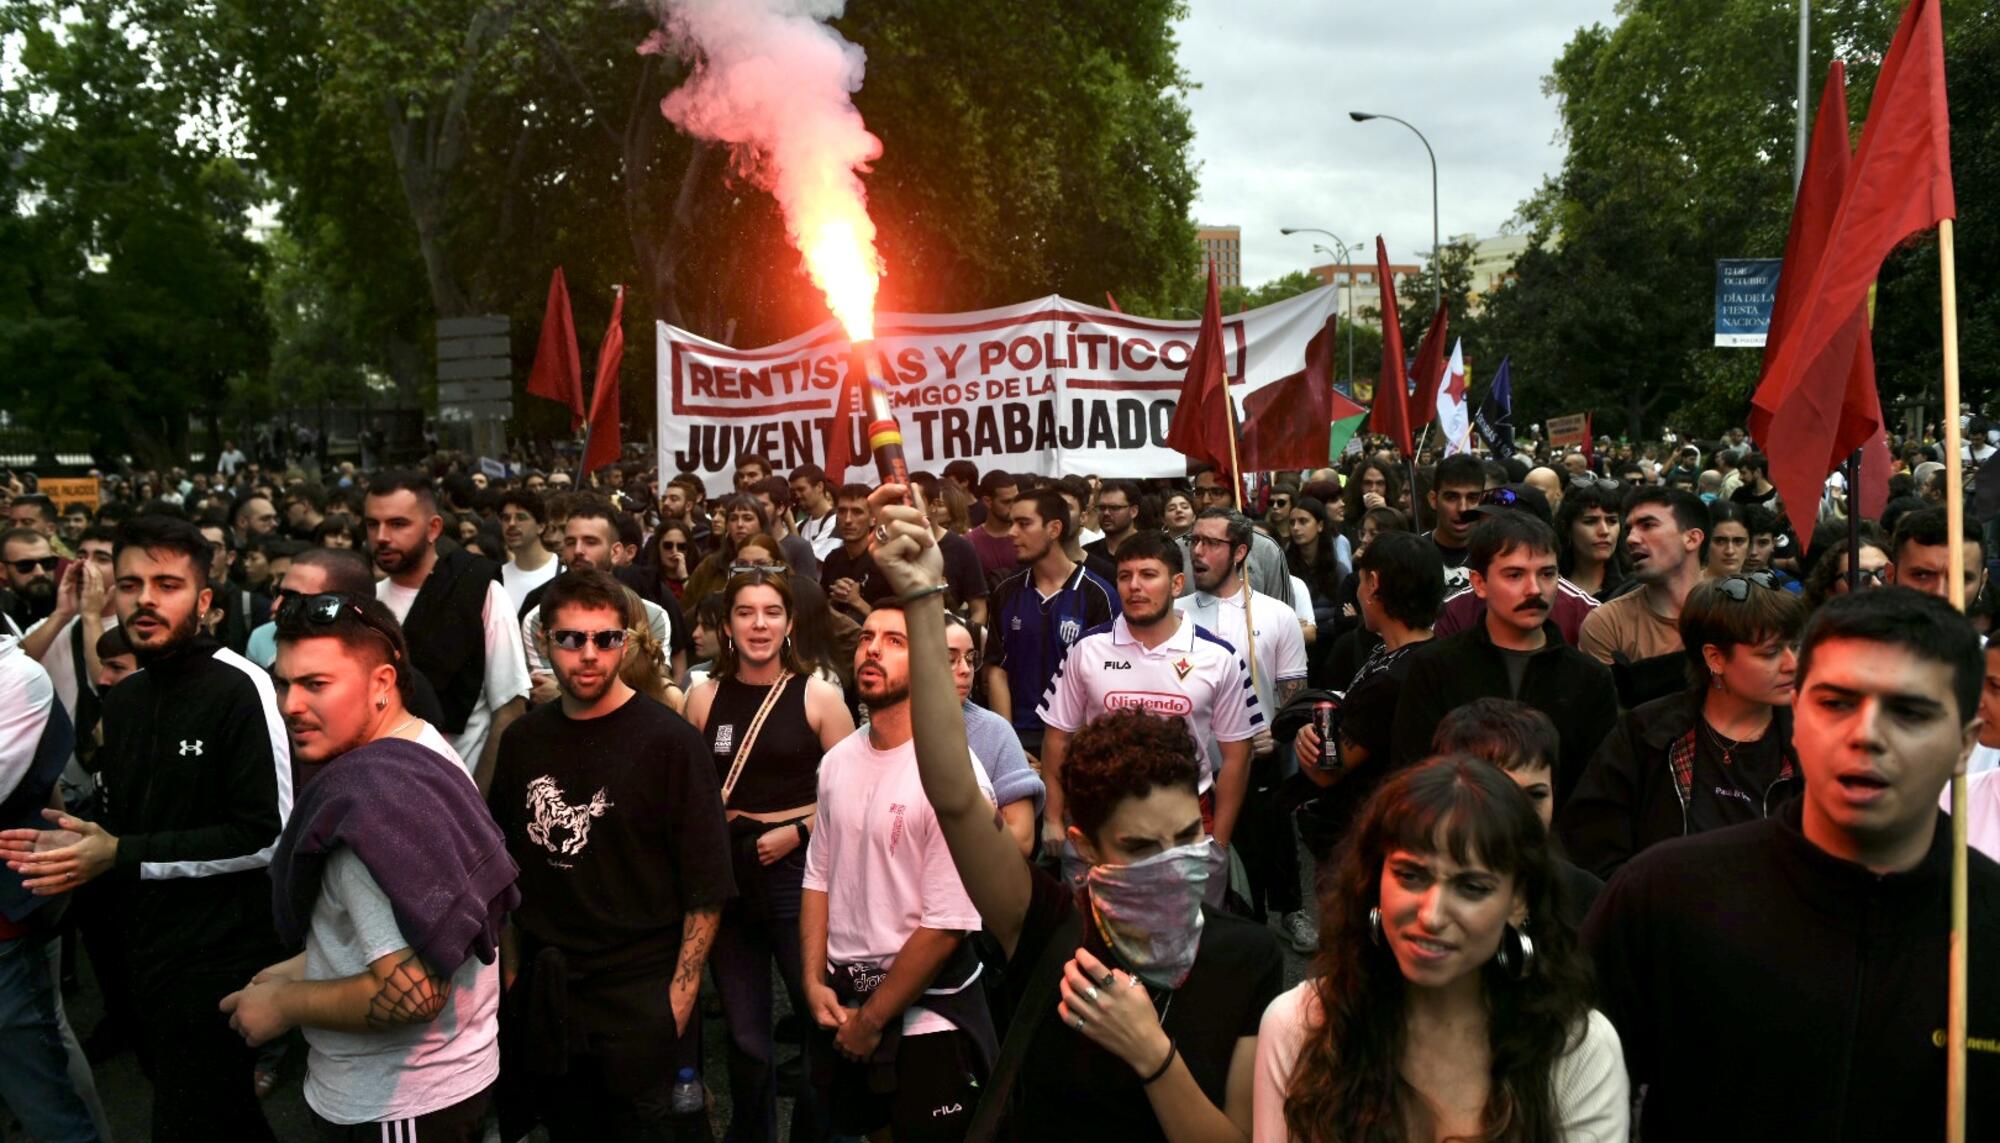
{"left": 674, "top": 907, "right": 722, "bottom": 992}
{"left": 363, "top": 950, "right": 451, "bottom": 1030}
{"left": 1276, "top": 678, "right": 1304, "bottom": 709}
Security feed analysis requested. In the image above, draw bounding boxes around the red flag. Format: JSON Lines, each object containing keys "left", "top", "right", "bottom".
{"left": 1240, "top": 310, "right": 1366, "bottom": 471}
{"left": 823, "top": 348, "right": 865, "bottom": 487}
{"left": 1165, "top": 265, "right": 1235, "bottom": 474}
{"left": 1755, "top": 0, "right": 1953, "bottom": 528}
{"left": 1407, "top": 302, "right": 1451, "bottom": 431}
{"left": 1366, "top": 238, "right": 1412, "bottom": 455}
{"left": 527, "top": 268, "right": 585, "bottom": 429}
{"left": 580, "top": 287, "right": 625, "bottom": 476}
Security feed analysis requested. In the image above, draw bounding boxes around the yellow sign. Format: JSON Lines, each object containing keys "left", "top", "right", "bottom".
{"left": 39, "top": 476, "right": 101, "bottom": 509}
{"left": 1545, "top": 414, "right": 1590, "bottom": 450}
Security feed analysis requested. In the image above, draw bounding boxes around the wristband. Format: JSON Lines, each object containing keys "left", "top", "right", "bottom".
{"left": 794, "top": 820, "right": 810, "bottom": 845}
{"left": 899, "top": 582, "right": 950, "bottom": 605}
{"left": 1138, "top": 1037, "right": 1177, "bottom": 1085}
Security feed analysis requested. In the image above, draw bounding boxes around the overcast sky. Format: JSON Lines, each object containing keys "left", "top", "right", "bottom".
{"left": 1177, "top": 0, "right": 1621, "bottom": 284}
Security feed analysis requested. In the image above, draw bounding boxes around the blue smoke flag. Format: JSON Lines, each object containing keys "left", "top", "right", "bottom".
{"left": 1474, "top": 357, "right": 1514, "bottom": 454}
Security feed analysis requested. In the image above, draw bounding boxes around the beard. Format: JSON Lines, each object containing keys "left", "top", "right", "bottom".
{"left": 16, "top": 576, "right": 54, "bottom": 605}
{"left": 127, "top": 605, "right": 203, "bottom": 664}
{"left": 857, "top": 666, "right": 909, "bottom": 708}
{"left": 554, "top": 655, "right": 621, "bottom": 704}
{"left": 372, "top": 537, "right": 430, "bottom": 575}
{"left": 1123, "top": 594, "right": 1177, "bottom": 627}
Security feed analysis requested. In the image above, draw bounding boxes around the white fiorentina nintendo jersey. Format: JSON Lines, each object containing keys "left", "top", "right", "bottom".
{"left": 1038, "top": 614, "right": 1262, "bottom": 791}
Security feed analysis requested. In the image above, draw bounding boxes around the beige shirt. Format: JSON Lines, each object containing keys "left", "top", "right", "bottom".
{"left": 1578, "top": 590, "right": 1683, "bottom": 665}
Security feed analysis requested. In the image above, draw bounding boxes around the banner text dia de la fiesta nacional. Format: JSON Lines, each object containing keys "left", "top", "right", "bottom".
{"left": 659, "top": 289, "right": 1341, "bottom": 496}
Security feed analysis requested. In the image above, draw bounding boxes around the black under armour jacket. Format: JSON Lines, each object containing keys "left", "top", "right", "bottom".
{"left": 96, "top": 635, "right": 291, "bottom": 987}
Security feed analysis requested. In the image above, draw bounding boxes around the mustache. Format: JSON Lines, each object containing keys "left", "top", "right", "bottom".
{"left": 1514, "top": 600, "right": 1550, "bottom": 613}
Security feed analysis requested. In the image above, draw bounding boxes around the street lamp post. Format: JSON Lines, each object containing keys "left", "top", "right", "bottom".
{"left": 1279, "top": 226, "right": 1357, "bottom": 392}
{"left": 1314, "top": 245, "right": 1358, "bottom": 397}
{"left": 1349, "top": 111, "right": 1440, "bottom": 314}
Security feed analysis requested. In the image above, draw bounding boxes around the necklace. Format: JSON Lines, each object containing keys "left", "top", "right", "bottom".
{"left": 1700, "top": 716, "right": 1764, "bottom": 767}
{"left": 380, "top": 714, "right": 421, "bottom": 742}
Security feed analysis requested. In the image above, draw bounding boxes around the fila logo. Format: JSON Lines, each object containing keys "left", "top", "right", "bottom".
{"left": 933, "top": 1103, "right": 965, "bottom": 1118}
{"left": 179, "top": 740, "right": 204, "bottom": 757}
{"left": 1101, "top": 661, "right": 1132, "bottom": 670}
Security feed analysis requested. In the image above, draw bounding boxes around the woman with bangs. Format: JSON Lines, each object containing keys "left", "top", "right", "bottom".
{"left": 1552, "top": 482, "right": 1627, "bottom": 603}
{"left": 1559, "top": 575, "right": 1805, "bottom": 878}
{"left": 1257, "top": 759, "right": 1627, "bottom": 1142}
{"left": 684, "top": 569, "right": 855, "bottom": 1143}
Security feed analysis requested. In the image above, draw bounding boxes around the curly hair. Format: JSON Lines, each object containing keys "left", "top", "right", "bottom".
{"left": 1060, "top": 709, "right": 1201, "bottom": 842}
{"left": 1284, "top": 757, "right": 1595, "bottom": 1143}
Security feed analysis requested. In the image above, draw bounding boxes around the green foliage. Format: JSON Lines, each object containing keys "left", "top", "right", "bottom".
{"left": 0, "top": 1, "right": 271, "bottom": 468}
{"left": 1480, "top": 0, "right": 1996, "bottom": 440}
{"left": 3, "top": 0, "right": 1202, "bottom": 462}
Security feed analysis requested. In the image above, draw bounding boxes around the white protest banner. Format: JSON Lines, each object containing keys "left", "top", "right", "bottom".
{"left": 658, "top": 288, "right": 1342, "bottom": 495}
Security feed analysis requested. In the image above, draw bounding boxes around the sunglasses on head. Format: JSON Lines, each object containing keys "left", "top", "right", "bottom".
{"left": 1569, "top": 475, "right": 1621, "bottom": 493}
{"left": 1714, "top": 572, "right": 1780, "bottom": 601}
{"left": 730, "top": 563, "right": 782, "bottom": 576}
{"left": 276, "top": 593, "right": 404, "bottom": 660}
{"left": 1480, "top": 487, "right": 1526, "bottom": 508}
{"left": 549, "top": 628, "right": 628, "bottom": 651}
{"left": 8, "top": 556, "right": 58, "bottom": 575}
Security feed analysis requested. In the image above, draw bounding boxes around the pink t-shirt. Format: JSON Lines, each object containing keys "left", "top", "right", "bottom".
{"left": 802, "top": 729, "right": 993, "bottom": 1036}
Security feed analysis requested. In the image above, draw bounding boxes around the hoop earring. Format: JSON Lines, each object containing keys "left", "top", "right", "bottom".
{"left": 1496, "top": 921, "right": 1536, "bottom": 980}
{"left": 1368, "top": 907, "right": 1383, "bottom": 946}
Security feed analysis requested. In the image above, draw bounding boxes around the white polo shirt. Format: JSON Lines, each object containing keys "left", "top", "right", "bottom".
{"left": 1038, "top": 614, "right": 1262, "bottom": 791}
{"left": 1176, "top": 586, "right": 1308, "bottom": 718}
{"left": 1943, "top": 769, "right": 2000, "bottom": 862}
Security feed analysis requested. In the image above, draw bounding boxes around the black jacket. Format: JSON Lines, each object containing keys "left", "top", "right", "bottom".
{"left": 96, "top": 636, "right": 290, "bottom": 987}
{"left": 400, "top": 548, "right": 502, "bottom": 734}
{"left": 1584, "top": 801, "right": 2000, "bottom": 1142}
{"left": 1390, "top": 618, "right": 1618, "bottom": 809}
{"left": 1560, "top": 690, "right": 1799, "bottom": 879}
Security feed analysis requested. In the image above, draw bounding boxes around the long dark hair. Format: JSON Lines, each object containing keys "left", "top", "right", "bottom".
{"left": 1285, "top": 496, "right": 1342, "bottom": 602}
{"left": 1284, "top": 758, "right": 1594, "bottom": 1143}
{"left": 1341, "top": 458, "right": 1405, "bottom": 535}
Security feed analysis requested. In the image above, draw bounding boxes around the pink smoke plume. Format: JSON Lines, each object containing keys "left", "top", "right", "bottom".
{"left": 650, "top": 0, "right": 884, "bottom": 341}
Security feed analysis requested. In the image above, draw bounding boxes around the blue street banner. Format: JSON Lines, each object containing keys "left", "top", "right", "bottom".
{"left": 1715, "top": 259, "right": 1783, "bottom": 347}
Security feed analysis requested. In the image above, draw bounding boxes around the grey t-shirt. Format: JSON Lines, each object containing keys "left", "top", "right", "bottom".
{"left": 1499, "top": 648, "right": 1536, "bottom": 699}
{"left": 302, "top": 848, "right": 501, "bottom": 1125}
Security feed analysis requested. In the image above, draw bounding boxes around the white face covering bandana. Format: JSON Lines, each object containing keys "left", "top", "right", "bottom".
{"left": 1083, "top": 839, "right": 1225, "bottom": 989}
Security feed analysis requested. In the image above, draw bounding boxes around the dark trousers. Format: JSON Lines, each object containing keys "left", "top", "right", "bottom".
{"left": 136, "top": 967, "right": 275, "bottom": 1143}
{"left": 1235, "top": 749, "right": 1303, "bottom": 919}
{"left": 310, "top": 1084, "right": 493, "bottom": 1142}
{"left": 712, "top": 847, "right": 820, "bottom": 1143}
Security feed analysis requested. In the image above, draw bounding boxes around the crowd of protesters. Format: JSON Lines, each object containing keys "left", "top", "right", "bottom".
{"left": 0, "top": 417, "right": 1995, "bottom": 1142}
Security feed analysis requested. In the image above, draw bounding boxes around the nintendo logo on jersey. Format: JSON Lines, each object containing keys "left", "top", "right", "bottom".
{"left": 1104, "top": 692, "right": 1195, "bottom": 718}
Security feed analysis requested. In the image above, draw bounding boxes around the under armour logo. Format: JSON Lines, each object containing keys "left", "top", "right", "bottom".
{"left": 179, "top": 740, "right": 204, "bottom": 757}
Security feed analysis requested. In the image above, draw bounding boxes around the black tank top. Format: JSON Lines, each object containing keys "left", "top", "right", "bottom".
{"left": 704, "top": 674, "right": 821, "bottom": 813}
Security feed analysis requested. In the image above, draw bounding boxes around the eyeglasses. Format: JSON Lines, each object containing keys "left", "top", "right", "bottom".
{"left": 8, "top": 556, "right": 58, "bottom": 575}
{"left": 1568, "top": 475, "right": 1621, "bottom": 493}
{"left": 549, "top": 628, "right": 628, "bottom": 651}
{"left": 1714, "top": 572, "right": 1780, "bottom": 601}
{"left": 1188, "top": 535, "right": 1234, "bottom": 550}
{"left": 276, "top": 593, "right": 403, "bottom": 660}
{"left": 946, "top": 650, "right": 980, "bottom": 670}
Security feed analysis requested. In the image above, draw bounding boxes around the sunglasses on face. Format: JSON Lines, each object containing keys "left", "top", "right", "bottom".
{"left": 9, "top": 556, "right": 58, "bottom": 575}
{"left": 549, "top": 628, "right": 628, "bottom": 651}
{"left": 659, "top": 541, "right": 688, "bottom": 552}
{"left": 1714, "top": 572, "right": 1780, "bottom": 601}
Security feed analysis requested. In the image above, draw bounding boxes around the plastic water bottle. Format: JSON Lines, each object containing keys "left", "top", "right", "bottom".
{"left": 669, "top": 1066, "right": 704, "bottom": 1116}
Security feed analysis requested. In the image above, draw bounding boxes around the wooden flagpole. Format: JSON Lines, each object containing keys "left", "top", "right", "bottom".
{"left": 1219, "top": 382, "right": 1262, "bottom": 699}
{"left": 1940, "top": 216, "right": 1968, "bottom": 1143}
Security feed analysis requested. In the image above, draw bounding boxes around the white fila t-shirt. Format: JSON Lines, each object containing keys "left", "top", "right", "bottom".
{"left": 1176, "top": 587, "right": 1308, "bottom": 719}
{"left": 1037, "top": 614, "right": 1263, "bottom": 791}
{"left": 802, "top": 731, "right": 994, "bottom": 1036}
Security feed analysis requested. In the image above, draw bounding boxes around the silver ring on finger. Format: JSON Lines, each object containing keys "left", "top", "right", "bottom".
{"left": 1125, "top": 973, "right": 1144, "bottom": 989}
{"left": 1082, "top": 985, "right": 1099, "bottom": 1004}
{"left": 1072, "top": 1015, "right": 1087, "bottom": 1031}
{"left": 874, "top": 524, "right": 892, "bottom": 544}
